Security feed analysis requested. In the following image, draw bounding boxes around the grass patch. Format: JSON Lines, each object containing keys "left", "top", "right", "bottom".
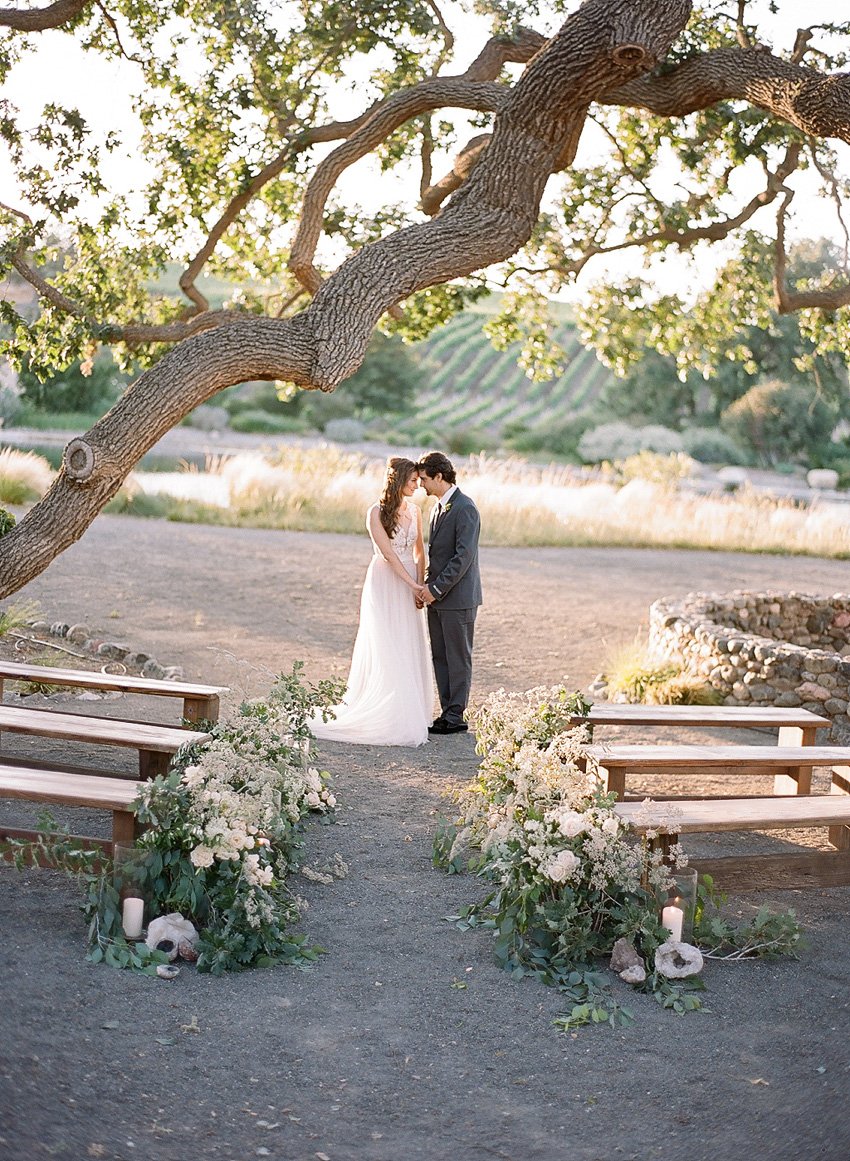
{"left": 602, "top": 638, "right": 723, "bottom": 705}
{"left": 0, "top": 599, "right": 40, "bottom": 637}
{"left": 12, "top": 650, "right": 67, "bottom": 696}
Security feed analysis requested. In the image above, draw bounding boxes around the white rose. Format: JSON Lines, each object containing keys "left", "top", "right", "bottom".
{"left": 543, "top": 849, "right": 580, "bottom": 884}
{"left": 306, "top": 790, "right": 321, "bottom": 808}
{"left": 190, "top": 845, "right": 215, "bottom": 868}
{"left": 601, "top": 816, "right": 620, "bottom": 837}
{"left": 555, "top": 810, "right": 586, "bottom": 838}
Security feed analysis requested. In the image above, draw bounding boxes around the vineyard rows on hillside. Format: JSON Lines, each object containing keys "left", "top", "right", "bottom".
{"left": 412, "top": 311, "right": 615, "bottom": 435}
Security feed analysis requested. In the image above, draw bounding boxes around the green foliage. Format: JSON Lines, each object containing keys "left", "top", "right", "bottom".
{"left": 230, "top": 408, "right": 309, "bottom": 434}
{"left": 577, "top": 423, "right": 683, "bottom": 464}
{"left": 602, "top": 638, "right": 722, "bottom": 705}
{"left": 720, "top": 378, "right": 836, "bottom": 467}
{"left": 7, "top": 665, "right": 344, "bottom": 975}
{"left": 18, "top": 349, "right": 128, "bottom": 413}
{"left": 0, "top": 508, "right": 16, "bottom": 538}
{"left": 680, "top": 426, "right": 751, "bottom": 466}
{"left": 693, "top": 874, "right": 802, "bottom": 959}
{"left": 0, "top": 597, "right": 38, "bottom": 636}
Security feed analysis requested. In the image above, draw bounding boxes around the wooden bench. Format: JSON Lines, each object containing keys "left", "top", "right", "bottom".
{"left": 0, "top": 705, "right": 209, "bottom": 778}
{"left": 573, "top": 705, "right": 830, "bottom": 793}
{"left": 573, "top": 704, "right": 829, "bottom": 742}
{"left": 0, "top": 762, "right": 142, "bottom": 852}
{"left": 585, "top": 743, "right": 850, "bottom": 800}
{"left": 615, "top": 794, "right": 850, "bottom": 889}
{"left": 0, "top": 660, "right": 227, "bottom": 725}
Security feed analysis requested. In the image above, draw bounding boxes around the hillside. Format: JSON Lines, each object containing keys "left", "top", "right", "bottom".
{"left": 412, "top": 305, "right": 615, "bottom": 436}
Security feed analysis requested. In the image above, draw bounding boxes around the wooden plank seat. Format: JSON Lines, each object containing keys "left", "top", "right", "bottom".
{"left": 614, "top": 794, "right": 850, "bottom": 889}
{"left": 0, "top": 761, "right": 143, "bottom": 852}
{"left": 585, "top": 743, "right": 850, "bottom": 801}
{"left": 573, "top": 704, "right": 830, "bottom": 741}
{"left": 0, "top": 660, "right": 227, "bottom": 724}
{"left": 0, "top": 705, "right": 209, "bottom": 779}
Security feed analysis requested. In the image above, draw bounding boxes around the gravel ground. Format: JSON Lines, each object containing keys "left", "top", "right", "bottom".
{"left": 1, "top": 514, "right": 849, "bottom": 1161}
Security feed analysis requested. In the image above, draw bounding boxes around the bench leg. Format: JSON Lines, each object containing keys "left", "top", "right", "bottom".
{"left": 183, "top": 695, "right": 220, "bottom": 725}
{"left": 829, "top": 766, "right": 850, "bottom": 850}
{"left": 112, "top": 809, "right": 137, "bottom": 850}
{"left": 139, "top": 750, "right": 171, "bottom": 779}
{"left": 775, "top": 726, "right": 816, "bottom": 795}
{"left": 600, "top": 763, "right": 626, "bottom": 801}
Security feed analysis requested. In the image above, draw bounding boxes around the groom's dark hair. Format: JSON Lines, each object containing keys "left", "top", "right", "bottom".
{"left": 418, "top": 451, "right": 456, "bottom": 484}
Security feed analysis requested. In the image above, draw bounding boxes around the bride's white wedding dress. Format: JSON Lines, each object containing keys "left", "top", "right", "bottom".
{"left": 309, "top": 502, "right": 433, "bottom": 746}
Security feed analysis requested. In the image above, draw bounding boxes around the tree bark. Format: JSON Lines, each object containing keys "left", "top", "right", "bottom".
{"left": 0, "top": 0, "right": 89, "bottom": 31}
{"left": 0, "top": 0, "right": 694, "bottom": 596}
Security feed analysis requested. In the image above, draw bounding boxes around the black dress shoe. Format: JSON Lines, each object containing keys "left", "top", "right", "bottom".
{"left": 428, "top": 719, "right": 448, "bottom": 734}
{"left": 441, "top": 722, "right": 469, "bottom": 734}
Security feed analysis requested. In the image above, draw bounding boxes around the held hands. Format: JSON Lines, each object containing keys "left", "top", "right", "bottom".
{"left": 414, "top": 583, "right": 436, "bottom": 609}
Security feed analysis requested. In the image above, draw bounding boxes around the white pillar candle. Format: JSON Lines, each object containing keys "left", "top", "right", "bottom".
{"left": 661, "top": 904, "right": 684, "bottom": 942}
{"left": 122, "top": 897, "right": 144, "bottom": 939}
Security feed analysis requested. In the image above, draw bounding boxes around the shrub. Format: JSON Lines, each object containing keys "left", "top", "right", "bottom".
{"left": 504, "top": 413, "right": 595, "bottom": 459}
{"left": 577, "top": 422, "right": 683, "bottom": 464}
{"left": 0, "top": 448, "right": 54, "bottom": 501}
{"left": 230, "top": 409, "right": 309, "bottom": 434}
{"left": 183, "top": 404, "right": 230, "bottom": 432}
{"left": 720, "top": 379, "right": 835, "bottom": 467}
{"left": 444, "top": 426, "right": 494, "bottom": 455}
{"left": 680, "top": 426, "right": 750, "bottom": 466}
{"left": 323, "top": 417, "right": 367, "bottom": 443}
{"left": 616, "top": 451, "right": 696, "bottom": 486}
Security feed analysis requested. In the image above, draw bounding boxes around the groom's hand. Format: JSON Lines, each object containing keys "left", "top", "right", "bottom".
{"left": 420, "top": 585, "right": 436, "bottom": 606}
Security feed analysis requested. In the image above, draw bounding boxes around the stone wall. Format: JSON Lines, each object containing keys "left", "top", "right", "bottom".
{"left": 648, "top": 590, "right": 850, "bottom": 740}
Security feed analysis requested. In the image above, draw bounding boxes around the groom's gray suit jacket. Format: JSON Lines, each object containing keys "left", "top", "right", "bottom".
{"left": 426, "top": 488, "right": 482, "bottom": 608}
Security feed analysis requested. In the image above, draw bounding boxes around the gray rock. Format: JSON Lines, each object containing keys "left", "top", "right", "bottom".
{"left": 50, "top": 622, "right": 69, "bottom": 637}
{"left": 142, "top": 659, "right": 167, "bottom": 680}
{"left": 66, "top": 624, "right": 90, "bottom": 644}
{"left": 619, "top": 964, "right": 647, "bottom": 985}
{"left": 97, "top": 642, "right": 130, "bottom": 660}
{"left": 610, "top": 938, "right": 644, "bottom": 974}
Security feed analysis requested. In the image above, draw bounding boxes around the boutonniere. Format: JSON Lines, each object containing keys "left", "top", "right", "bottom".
{"left": 443, "top": 502, "right": 452, "bottom": 513}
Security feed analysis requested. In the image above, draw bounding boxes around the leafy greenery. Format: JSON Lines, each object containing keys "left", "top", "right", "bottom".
{"left": 7, "top": 663, "right": 345, "bottom": 975}
{"left": 437, "top": 682, "right": 800, "bottom": 1030}
{"left": 720, "top": 378, "right": 837, "bottom": 467}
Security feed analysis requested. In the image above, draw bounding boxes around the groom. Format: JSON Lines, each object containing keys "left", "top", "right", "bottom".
{"left": 416, "top": 451, "right": 482, "bottom": 735}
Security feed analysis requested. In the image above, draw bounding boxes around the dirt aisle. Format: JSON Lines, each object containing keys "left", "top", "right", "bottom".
{"left": 2, "top": 515, "right": 849, "bottom": 1161}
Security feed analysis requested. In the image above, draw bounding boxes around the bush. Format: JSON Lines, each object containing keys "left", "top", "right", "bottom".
{"left": 323, "top": 417, "right": 367, "bottom": 443}
{"left": 0, "top": 448, "right": 54, "bottom": 501}
{"left": 444, "top": 426, "right": 494, "bottom": 455}
{"left": 503, "top": 413, "right": 595, "bottom": 459}
{"left": 183, "top": 404, "right": 229, "bottom": 432}
{"left": 680, "top": 426, "right": 750, "bottom": 466}
{"left": 577, "top": 422, "right": 683, "bottom": 464}
{"left": 720, "top": 379, "right": 835, "bottom": 467}
{"left": 230, "top": 410, "right": 309, "bottom": 434}
{"left": 616, "top": 451, "right": 696, "bottom": 486}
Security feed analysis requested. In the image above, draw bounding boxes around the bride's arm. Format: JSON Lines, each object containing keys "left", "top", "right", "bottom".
{"left": 368, "top": 507, "right": 421, "bottom": 591}
{"left": 414, "top": 506, "right": 426, "bottom": 585}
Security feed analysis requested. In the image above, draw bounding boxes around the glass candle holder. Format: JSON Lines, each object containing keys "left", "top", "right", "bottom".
{"left": 659, "top": 867, "right": 698, "bottom": 943}
{"left": 113, "top": 842, "right": 147, "bottom": 940}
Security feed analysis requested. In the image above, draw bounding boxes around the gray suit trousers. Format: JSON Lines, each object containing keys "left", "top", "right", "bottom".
{"left": 427, "top": 605, "right": 476, "bottom": 726}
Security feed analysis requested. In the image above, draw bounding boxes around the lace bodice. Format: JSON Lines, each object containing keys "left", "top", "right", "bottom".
{"left": 369, "top": 502, "right": 417, "bottom": 562}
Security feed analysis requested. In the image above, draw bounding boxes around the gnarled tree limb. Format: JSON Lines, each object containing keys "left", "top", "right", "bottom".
{"left": 602, "top": 46, "right": 850, "bottom": 144}
{"left": 0, "top": 0, "right": 693, "bottom": 596}
{"left": 774, "top": 189, "right": 850, "bottom": 312}
{"left": 0, "top": 0, "right": 89, "bottom": 30}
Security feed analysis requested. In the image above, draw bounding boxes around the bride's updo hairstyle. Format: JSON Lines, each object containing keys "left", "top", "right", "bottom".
{"left": 379, "top": 456, "right": 418, "bottom": 537}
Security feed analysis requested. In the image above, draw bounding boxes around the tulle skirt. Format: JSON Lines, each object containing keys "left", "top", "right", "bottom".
{"left": 309, "top": 554, "right": 433, "bottom": 746}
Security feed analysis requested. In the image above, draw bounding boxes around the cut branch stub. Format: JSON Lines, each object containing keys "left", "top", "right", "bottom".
{"left": 611, "top": 44, "right": 649, "bottom": 67}
{"left": 64, "top": 438, "right": 96, "bottom": 482}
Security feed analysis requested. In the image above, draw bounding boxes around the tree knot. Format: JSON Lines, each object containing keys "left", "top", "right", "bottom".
{"left": 611, "top": 44, "right": 651, "bottom": 69}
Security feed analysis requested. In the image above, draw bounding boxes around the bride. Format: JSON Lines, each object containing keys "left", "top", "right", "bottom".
{"left": 310, "top": 456, "right": 434, "bottom": 746}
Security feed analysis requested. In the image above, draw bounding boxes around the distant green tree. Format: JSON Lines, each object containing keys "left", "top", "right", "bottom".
{"left": 296, "top": 332, "right": 425, "bottom": 427}
{"left": 18, "top": 351, "right": 127, "bottom": 415}
{"left": 720, "top": 379, "right": 836, "bottom": 467}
